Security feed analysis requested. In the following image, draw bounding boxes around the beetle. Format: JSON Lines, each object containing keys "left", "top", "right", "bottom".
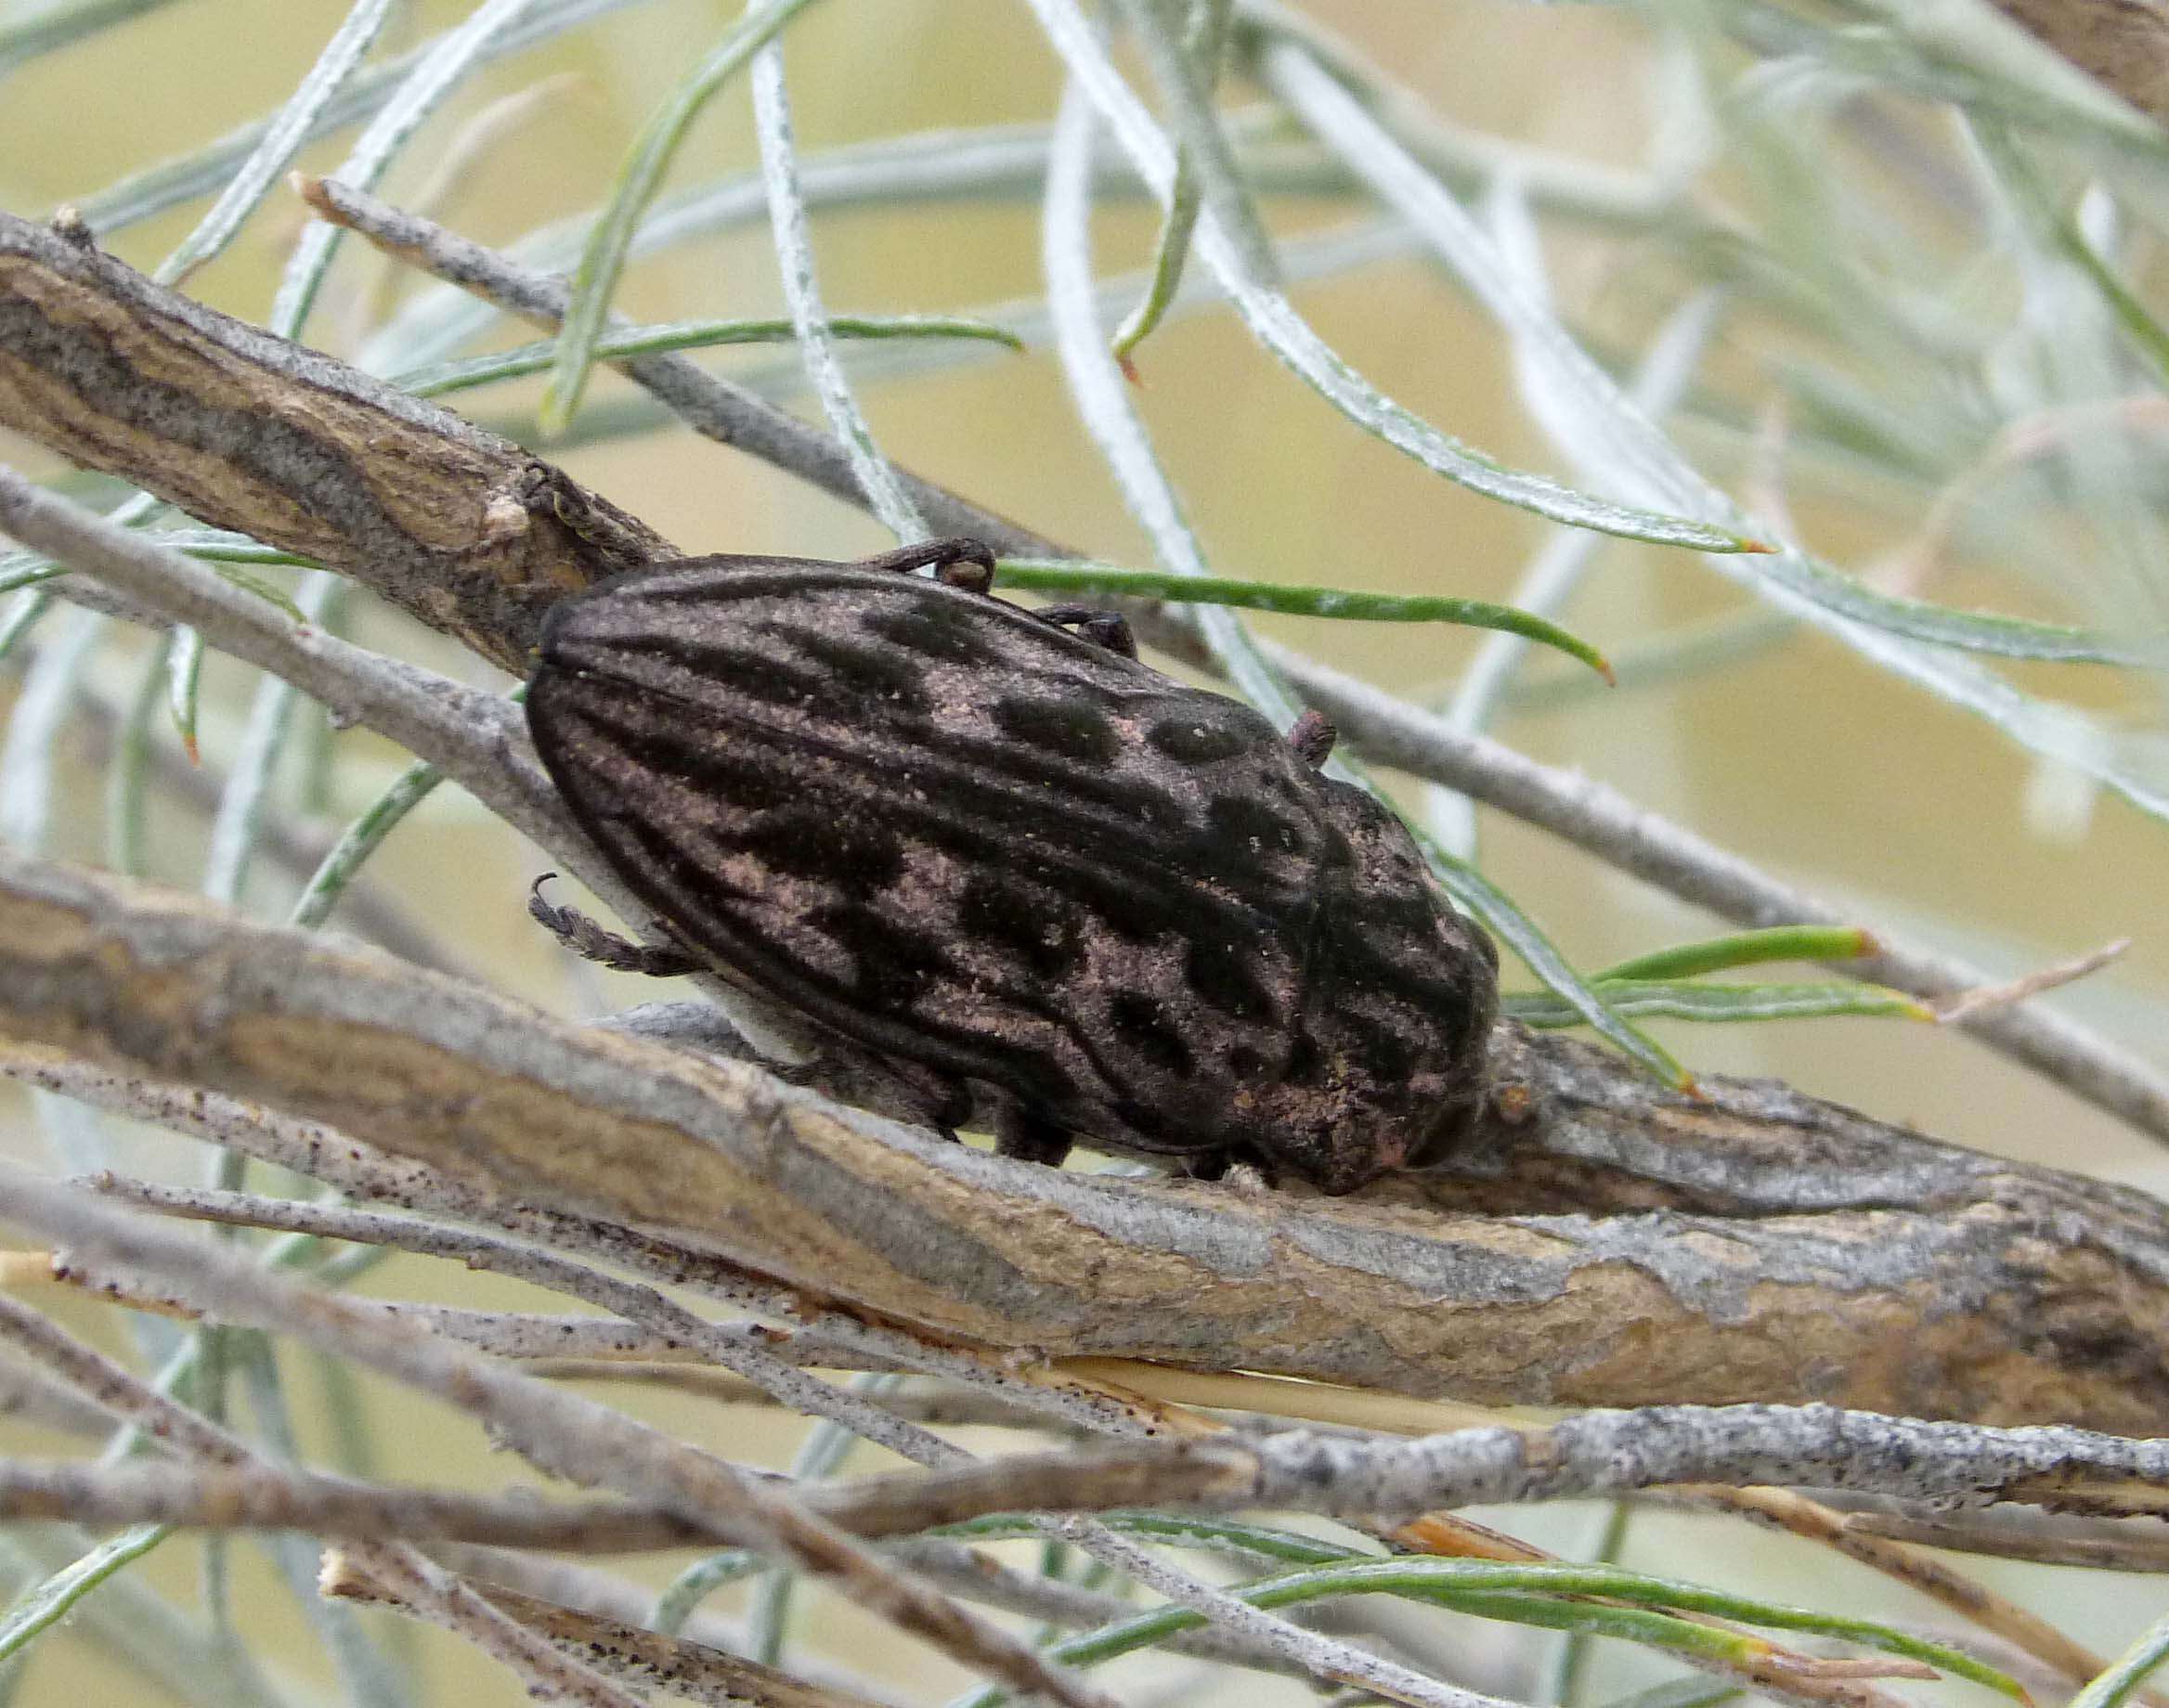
{"left": 525, "top": 537, "right": 1498, "bottom": 1194}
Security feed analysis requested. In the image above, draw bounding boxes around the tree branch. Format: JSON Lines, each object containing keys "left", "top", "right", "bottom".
{"left": 0, "top": 210, "right": 668, "bottom": 673}
{"left": 6, "top": 846, "right": 2169, "bottom": 1430}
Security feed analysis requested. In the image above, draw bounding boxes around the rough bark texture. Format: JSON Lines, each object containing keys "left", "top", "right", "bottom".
{"left": 1991, "top": 0, "right": 2169, "bottom": 122}
{"left": 4, "top": 848, "right": 2165, "bottom": 1435}
{"left": 0, "top": 213, "right": 671, "bottom": 672}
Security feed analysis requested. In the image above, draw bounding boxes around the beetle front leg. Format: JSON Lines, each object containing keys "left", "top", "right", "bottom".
{"left": 528, "top": 876, "right": 706, "bottom": 978}
{"left": 1035, "top": 604, "right": 1138, "bottom": 659}
{"left": 856, "top": 537, "right": 998, "bottom": 590}
{"left": 994, "top": 1106, "right": 1074, "bottom": 1169}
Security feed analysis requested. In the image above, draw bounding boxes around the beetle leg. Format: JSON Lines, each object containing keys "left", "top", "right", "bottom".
{"left": 1183, "top": 1145, "right": 1278, "bottom": 1188}
{"left": 528, "top": 875, "right": 706, "bottom": 978}
{"left": 994, "top": 1106, "right": 1073, "bottom": 1169}
{"left": 1035, "top": 604, "right": 1139, "bottom": 659}
{"left": 856, "top": 537, "right": 997, "bottom": 592}
{"left": 1287, "top": 708, "right": 1337, "bottom": 769}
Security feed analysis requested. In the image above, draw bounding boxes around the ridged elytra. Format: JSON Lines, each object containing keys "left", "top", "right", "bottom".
{"left": 524, "top": 537, "right": 1499, "bottom": 1195}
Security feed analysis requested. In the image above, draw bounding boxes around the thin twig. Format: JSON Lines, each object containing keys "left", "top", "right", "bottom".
{"left": 329, "top": 1543, "right": 648, "bottom": 1708}
{"left": 86, "top": 1173, "right": 961, "bottom": 1469}
{"left": 43, "top": 1172, "right": 1510, "bottom": 1705}
{"left": 1831, "top": 1505, "right": 2169, "bottom": 1572}
{"left": 326, "top": 1560, "right": 896, "bottom": 1708}
{"left": 0, "top": 1171, "right": 1117, "bottom": 1708}
{"left": 0, "top": 1281, "right": 643, "bottom": 1704}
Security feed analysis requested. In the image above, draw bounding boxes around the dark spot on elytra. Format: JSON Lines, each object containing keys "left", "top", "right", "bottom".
{"left": 861, "top": 600, "right": 1001, "bottom": 665}
{"left": 1207, "top": 794, "right": 1305, "bottom": 857}
{"left": 856, "top": 930, "right": 950, "bottom": 1012}
{"left": 1355, "top": 1024, "right": 1415, "bottom": 1084}
{"left": 957, "top": 873, "right": 1086, "bottom": 979}
{"left": 1145, "top": 714, "right": 1255, "bottom": 765}
{"left": 992, "top": 695, "right": 1122, "bottom": 766}
{"left": 735, "top": 810, "right": 906, "bottom": 889}
{"left": 686, "top": 750, "right": 797, "bottom": 813}
{"left": 1186, "top": 934, "right": 1277, "bottom": 1021}
{"left": 812, "top": 903, "right": 954, "bottom": 1013}
{"left": 791, "top": 629, "right": 930, "bottom": 710}
{"left": 1284, "top": 1033, "right": 1324, "bottom": 1085}
{"left": 1108, "top": 990, "right": 1195, "bottom": 1075}
{"left": 695, "top": 645, "right": 832, "bottom": 708}
{"left": 1228, "top": 1045, "right": 1266, "bottom": 1078}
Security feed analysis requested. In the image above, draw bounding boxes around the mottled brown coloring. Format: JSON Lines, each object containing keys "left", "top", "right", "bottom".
{"left": 526, "top": 544, "right": 1497, "bottom": 1193}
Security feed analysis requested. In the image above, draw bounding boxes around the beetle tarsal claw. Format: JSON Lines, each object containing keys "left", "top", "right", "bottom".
{"left": 527, "top": 875, "right": 704, "bottom": 979}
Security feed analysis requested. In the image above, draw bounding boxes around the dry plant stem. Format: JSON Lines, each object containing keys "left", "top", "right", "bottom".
{"left": 422, "top": 1545, "right": 924, "bottom": 1708}
{"left": 28, "top": 1393, "right": 2169, "bottom": 1534}
{"left": 289, "top": 178, "right": 1056, "bottom": 558}
{"left": 84, "top": 1173, "right": 962, "bottom": 1469}
{"left": 1686, "top": 1483, "right": 2137, "bottom": 1699}
{"left": 325, "top": 1562, "right": 895, "bottom": 1708}
{"left": 32, "top": 1191, "right": 1487, "bottom": 1707}
{"left": 8, "top": 851, "right": 2169, "bottom": 1430}
{"left": 523, "top": 1362, "right": 1082, "bottom": 1432}
{"left": 1988, "top": 0, "right": 2169, "bottom": 123}
{"left": 426, "top": 1543, "right": 861, "bottom": 1683}
{"left": 813, "top": 1409, "right": 2169, "bottom": 1529}
{"left": 1832, "top": 1505, "right": 2169, "bottom": 1572}
{"left": 329, "top": 1542, "right": 649, "bottom": 1708}
{"left": 0, "top": 463, "right": 562, "bottom": 848}
{"left": 0, "top": 1275, "right": 651, "bottom": 1703}
{"left": 274, "top": 185, "right": 2169, "bottom": 1147}
{"left": 0, "top": 1288, "right": 253, "bottom": 1462}
{"left": 0, "top": 1349, "right": 117, "bottom": 1438}
{"left": 21, "top": 1145, "right": 1824, "bottom": 1694}
{"left": 74, "top": 1198, "right": 1485, "bottom": 1701}
{"left": 0, "top": 1456, "right": 710, "bottom": 1552}
{"left": 0, "top": 1172, "right": 1116, "bottom": 1708}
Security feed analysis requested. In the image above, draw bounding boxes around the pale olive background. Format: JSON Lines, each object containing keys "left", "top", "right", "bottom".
{"left": 2, "top": 2, "right": 2166, "bottom": 1703}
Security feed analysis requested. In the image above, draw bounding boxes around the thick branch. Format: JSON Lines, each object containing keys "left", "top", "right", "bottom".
{"left": 0, "top": 210, "right": 669, "bottom": 672}
{"left": 5, "top": 847, "right": 2168, "bottom": 1430}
